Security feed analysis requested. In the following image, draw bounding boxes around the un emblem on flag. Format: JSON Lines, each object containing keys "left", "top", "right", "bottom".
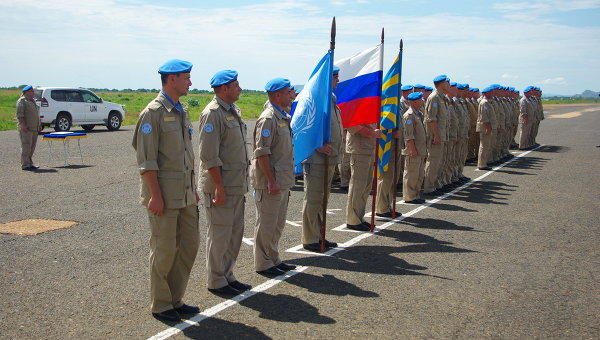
{"left": 291, "top": 93, "right": 316, "bottom": 134}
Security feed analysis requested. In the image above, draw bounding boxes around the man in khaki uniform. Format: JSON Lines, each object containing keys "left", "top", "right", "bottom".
{"left": 132, "top": 59, "right": 200, "bottom": 322}
{"left": 466, "top": 88, "right": 480, "bottom": 162}
{"left": 198, "top": 70, "right": 251, "bottom": 296}
{"left": 374, "top": 84, "right": 412, "bottom": 217}
{"left": 251, "top": 78, "right": 296, "bottom": 277}
{"left": 301, "top": 66, "right": 344, "bottom": 252}
{"left": 423, "top": 75, "right": 450, "bottom": 196}
{"left": 476, "top": 86, "right": 495, "bottom": 170}
{"left": 402, "top": 92, "right": 427, "bottom": 204}
{"left": 519, "top": 86, "right": 535, "bottom": 149}
{"left": 345, "top": 121, "right": 381, "bottom": 230}
{"left": 16, "top": 85, "right": 41, "bottom": 171}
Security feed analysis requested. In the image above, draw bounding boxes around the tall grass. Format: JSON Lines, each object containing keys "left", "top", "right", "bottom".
{"left": 0, "top": 89, "right": 268, "bottom": 131}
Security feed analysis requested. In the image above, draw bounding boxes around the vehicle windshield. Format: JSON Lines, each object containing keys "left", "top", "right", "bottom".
{"left": 34, "top": 89, "right": 43, "bottom": 101}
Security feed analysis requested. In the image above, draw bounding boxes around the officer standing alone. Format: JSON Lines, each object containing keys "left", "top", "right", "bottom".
{"left": 132, "top": 59, "right": 200, "bottom": 322}
{"left": 16, "top": 85, "right": 41, "bottom": 171}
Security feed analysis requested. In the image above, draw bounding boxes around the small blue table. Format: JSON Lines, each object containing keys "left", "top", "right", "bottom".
{"left": 43, "top": 132, "right": 87, "bottom": 166}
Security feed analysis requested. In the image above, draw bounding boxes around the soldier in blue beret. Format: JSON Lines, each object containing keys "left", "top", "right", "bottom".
{"left": 16, "top": 85, "right": 41, "bottom": 170}
{"left": 250, "top": 77, "right": 296, "bottom": 276}
{"left": 133, "top": 59, "right": 199, "bottom": 322}
{"left": 401, "top": 91, "right": 427, "bottom": 203}
{"left": 198, "top": 70, "right": 251, "bottom": 296}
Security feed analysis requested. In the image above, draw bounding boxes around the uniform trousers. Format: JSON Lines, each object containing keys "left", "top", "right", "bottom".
{"left": 452, "top": 140, "right": 462, "bottom": 182}
{"left": 375, "top": 140, "right": 402, "bottom": 214}
{"left": 531, "top": 119, "right": 540, "bottom": 145}
{"left": 253, "top": 189, "right": 289, "bottom": 271}
{"left": 423, "top": 142, "right": 444, "bottom": 193}
{"left": 346, "top": 153, "right": 375, "bottom": 225}
{"left": 477, "top": 131, "right": 492, "bottom": 168}
{"left": 403, "top": 156, "right": 425, "bottom": 201}
{"left": 302, "top": 162, "right": 336, "bottom": 244}
{"left": 148, "top": 204, "right": 199, "bottom": 313}
{"left": 519, "top": 121, "right": 532, "bottom": 149}
{"left": 457, "top": 139, "right": 468, "bottom": 177}
{"left": 442, "top": 141, "right": 454, "bottom": 185}
{"left": 205, "top": 194, "right": 244, "bottom": 289}
{"left": 468, "top": 129, "right": 479, "bottom": 160}
{"left": 338, "top": 151, "right": 351, "bottom": 187}
{"left": 20, "top": 130, "right": 38, "bottom": 168}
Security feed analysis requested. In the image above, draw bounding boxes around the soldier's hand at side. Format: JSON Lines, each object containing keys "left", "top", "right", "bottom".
{"left": 410, "top": 150, "right": 418, "bottom": 158}
{"left": 433, "top": 135, "right": 440, "bottom": 145}
{"left": 316, "top": 143, "right": 332, "bottom": 155}
{"left": 371, "top": 129, "right": 382, "bottom": 138}
{"left": 392, "top": 130, "right": 402, "bottom": 139}
{"left": 213, "top": 186, "right": 226, "bottom": 206}
{"left": 195, "top": 192, "right": 200, "bottom": 204}
{"left": 21, "top": 125, "right": 27, "bottom": 133}
{"left": 267, "top": 180, "right": 281, "bottom": 195}
{"left": 485, "top": 127, "right": 491, "bottom": 135}
{"left": 148, "top": 195, "right": 165, "bottom": 216}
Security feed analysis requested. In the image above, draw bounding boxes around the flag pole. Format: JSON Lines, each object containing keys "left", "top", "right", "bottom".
{"left": 391, "top": 39, "right": 403, "bottom": 219}
{"left": 320, "top": 16, "right": 336, "bottom": 253}
{"left": 370, "top": 27, "right": 384, "bottom": 232}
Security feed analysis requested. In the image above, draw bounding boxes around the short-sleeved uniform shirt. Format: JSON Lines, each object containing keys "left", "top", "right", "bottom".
{"left": 424, "top": 90, "right": 449, "bottom": 142}
{"left": 402, "top": 107, "right": 427, "bottom": 156}
{"left": 132, "top": 92, "right": 196, "bottom": 209}
{"left": 476, "top": 97, "right": 493, "bottom": 132}
{"left": 16, "top": 95, "right": 40, "bottom": 131}
{"left": 198, "top": 96, "right": 249, "bottom": 196}
{"left": 250, "top": 102, "right": 294, "bottom": 190}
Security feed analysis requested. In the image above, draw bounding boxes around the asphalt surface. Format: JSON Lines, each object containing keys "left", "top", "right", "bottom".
{"left": 0, "top": 104, "right": 598, "bottom": 339}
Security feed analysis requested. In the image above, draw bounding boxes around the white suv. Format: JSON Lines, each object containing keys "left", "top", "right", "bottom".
{"left": 34, "top": 87, "right": 125, "bottom": 132}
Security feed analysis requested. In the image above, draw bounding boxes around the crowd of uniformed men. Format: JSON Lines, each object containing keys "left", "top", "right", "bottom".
{"left": 128, "top": 59, "right": 544, "bottom": 322}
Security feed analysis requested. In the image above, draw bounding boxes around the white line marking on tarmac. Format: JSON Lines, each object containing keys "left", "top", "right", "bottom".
{"left": 148, "top": 144, "right": 543, "bottom": 339}
{"left": 242, "top": 237, "right": 254, "bottom": 246}
{"left": 286, "top": 220, "right": 301, "bottom": 227}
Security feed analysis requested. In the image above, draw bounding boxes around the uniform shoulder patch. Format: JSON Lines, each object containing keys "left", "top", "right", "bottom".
{"left": 141, "top": 123, "right": 152, "bottom": 134}
{"left": 17, "top": 103, "right": 23, "bottom": 108}
{"left": 432, "top": 102, "right": 438, "bottom": 108}
{"left": 406, "top": 119, "right": 412, "bottom": 125}
{"left": 262, "top": 129, "right": 271, "bottom": 137}
{"left": 204, "top": 123, "right": 214, "bottom": 133}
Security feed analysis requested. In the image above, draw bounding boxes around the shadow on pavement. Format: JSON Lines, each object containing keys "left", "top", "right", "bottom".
{"left": 426, "top": 202, "right": 478, "bottom": 213}
{"left": 239, "top": 292, "right": 335, "bottom": 324}
{"left": 286, "top": 272, "right": 379, "bottom": 298}
{"left": 182, "top": 317, "right": 271, "bottom": 339}
{"left": 450, "top": 181, "right": 514, "bottom": 205}
{"left": 535, "top": 145, "right": 568, "bottom": 153}
{"left": 400, "top": 217, "right": 482, "bottom": 232}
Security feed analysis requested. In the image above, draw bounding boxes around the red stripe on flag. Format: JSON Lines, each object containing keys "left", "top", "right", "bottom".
{"left": 338, "top": 96, "right": 381, "bottom": 128}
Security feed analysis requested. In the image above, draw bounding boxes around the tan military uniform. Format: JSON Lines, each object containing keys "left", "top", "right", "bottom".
{"left": 198, "top": 95, "right": 249, "bottom": 289}
{"left": 375, "top": 96, "right": 407, "bottom": 214}
{"left": 16, "top": 94, "right": 40, "bottom": 168}
{"left": 345, "top": 123, "right": 377, "bottom": 225}
{"left": 301, "top": 98, "right": 343, "bottom": 244}
{"left": 338, "top": 129, "right": 351, "bottom": 187}
{"left": 423, "top": 90, "right": 449, "bottom": 193}
{"left": 250, "top": 102, "right": 294, "bottom": 271}
{"left": 466, "top": 98, "right": 479, "bottom": 160}
{"left": 132, "top": 92, "right": 199, "bottom": 314}
{"left": 531, "top": 96, "right": 544, "bottom": 145}
{"left": 476, "top": 97, "right": 494, "bottom": 168}
{"left": 402, "top": 107, "right": 427, "bottom": 201}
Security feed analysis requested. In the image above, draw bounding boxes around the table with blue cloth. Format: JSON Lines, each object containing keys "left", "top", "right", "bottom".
{"left": 42, "top": 132, "right": 87, "bottom": 166}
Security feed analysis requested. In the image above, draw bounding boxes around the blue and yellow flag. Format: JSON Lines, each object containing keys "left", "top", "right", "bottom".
{"left": 377, "top": 55, "right": 401, "bottom": 177}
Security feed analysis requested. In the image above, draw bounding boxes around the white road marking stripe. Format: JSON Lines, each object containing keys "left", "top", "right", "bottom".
{"left": 148, "top": 145, "right": 543, "bottom": 339}
{"left": 242, "top": 237, "right": 254, "bottom": 246}
{"left": 286, "top": 220, "right": 301, "bottom": 227}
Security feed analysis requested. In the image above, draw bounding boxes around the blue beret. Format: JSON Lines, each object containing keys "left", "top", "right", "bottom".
{"left": 158, "top": 59, "right": 192, "bottom": 74}
{"left": 433, "top": 74, "right": 448, "bottom": 83}
{"left": 333, "top": 66, "right": 340, "bottom": 75}
{"left": 456, "top": 83, "right": 466, "bottom": 90}
{"left": 210, "top": 70, "right": 238, "bottom": 87}
{"left": 290, "top": 85, "right": 295, "bottom": 91}
{"left": 22, "top": 85, "right": 33, "bottom": 92}
{"left": 265, "top": 77, "right": 291, "bottom": 92}
{"left": 413, "top": 84, "right": 426, "bottom": 89}
{"left": 449, "top": 82, "right": 457, "bottom": 87}
{"left": 407, "top": 92, "right": 423, "bottom": 100}
{"left": 524, "top": 86, "right": 533, "bottom": 93}
{"left": 471, "top": 88, "right": 479, "bottom": 92}
{"left": 425, "top": 86, "right": 433, "bottom": 91}
{"left": 482, "top": 87, "right": 493, "bottom": 93}
{"left": 535, "top": 86, "right": 541, "bottom": 91}
{"left": 401, "top": 85, "right": 413, "bottom": 91}
{"left": 463, "top": 83, "right": 470, "bottom": 88}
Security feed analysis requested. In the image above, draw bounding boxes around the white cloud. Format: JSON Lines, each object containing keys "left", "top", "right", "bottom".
{"left": 537, "top": 77, "right": 567, "bottom": 85}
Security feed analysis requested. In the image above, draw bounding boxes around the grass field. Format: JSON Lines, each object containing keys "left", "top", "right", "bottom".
{"left": 0, "top": 88, "right": 268, "bottom": 131}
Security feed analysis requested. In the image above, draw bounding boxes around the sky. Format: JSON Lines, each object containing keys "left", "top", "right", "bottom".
{"left": 1, "top": 0, "right": 600, "bottom": 95}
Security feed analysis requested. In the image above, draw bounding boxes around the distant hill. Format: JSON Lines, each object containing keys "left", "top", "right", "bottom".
{"left": 580, "top": 90, "right": 599, "bottom": 98}
{"left": 543, "top": 90, "right": 599, "bottom": 98}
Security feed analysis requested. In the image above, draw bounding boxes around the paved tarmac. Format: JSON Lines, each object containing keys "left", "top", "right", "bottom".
{"left": 0, "top": 103, "right": 599, "bottom": 339}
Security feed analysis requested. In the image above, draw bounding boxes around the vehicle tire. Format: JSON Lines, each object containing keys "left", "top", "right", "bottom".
{"left": 54, "top": 113, "right": 71, "bottom": 132}
{"left": 107, "top": 112, "right": 122, "bottom": 131}
{"left": 82, "top": 124, "right": 95, "bottom": 131}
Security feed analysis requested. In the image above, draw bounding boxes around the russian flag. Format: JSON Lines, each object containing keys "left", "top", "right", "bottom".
{"left": 334, "top": 44, "right": 383, "bottom": 128}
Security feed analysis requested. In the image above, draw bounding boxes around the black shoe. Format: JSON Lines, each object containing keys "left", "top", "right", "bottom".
{"left": 175, "top": 304, "right": 200, "bottom": 315}
{"left": 324, "top": 239, "right": 337, "bottom": 248}
{"left": 302, "top": 243, "right": 322, "bottom": 252}
{"left": 460, "top": 176, "right": 470, "bottom": 181}
{"left": 229, "top": 280, "right": 252, "bottom": 291}
{"left": 208, "top": 285, "right": 241, "bottom": 296}
{"left": 405, "top": 199, "right": 423, "bottom": 204}
{"left": 347, "top": 223, "right": 370, "bottom": 231}
{"left": 152, "top": 309, "right": 181, "bottom": 322}
{"left": 276, "top": 262, "right": 297, "bottom": 272}
{"left": 31, "top": 165, "right": 40, "bottom": 169}
{"left": 422, "top": 191, "right": 437, "bottom": 197}
{"left": 375, "top": 211, "right": 394, "bottom": 218}
{"left": 22, "top": 166, "right": 34, "bottom": 171}
{"left": 477, "top": 166, "right": 492, "bottom": 171}
{"left": 257, "top": 266, "right": 286, "bottom": 277}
